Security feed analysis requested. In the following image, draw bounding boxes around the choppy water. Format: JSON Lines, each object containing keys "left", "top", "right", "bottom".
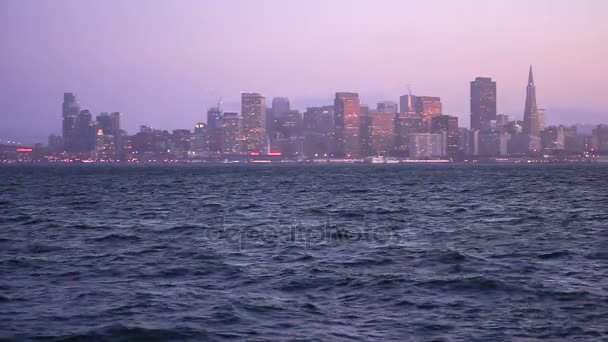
{"left": 1, "top": 164, "right": 607, "bottom": 341}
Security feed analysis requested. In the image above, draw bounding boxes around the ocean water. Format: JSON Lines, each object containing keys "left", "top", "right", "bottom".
{"left": 1, "top": 164, "right": 607, "bottom": 341}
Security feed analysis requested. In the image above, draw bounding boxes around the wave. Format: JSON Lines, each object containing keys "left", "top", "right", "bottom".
{"left": 46, "top": 324, "right": 201, "bottom": 342}
{"left": 416, "top": 276, "right": 510, "bottom": 292}
{"left": 89, "top": 234, "right": 141, "bottom": 243}
{"left": 27, "top": 244, "right": 65, "bottom": 254}
{"left": 537, "top": 250, "right": 571, "bottom": 259}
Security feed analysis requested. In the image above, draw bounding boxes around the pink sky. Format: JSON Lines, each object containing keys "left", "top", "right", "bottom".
{"left": 1, "top": 0, "right": 606, "bottom": 143}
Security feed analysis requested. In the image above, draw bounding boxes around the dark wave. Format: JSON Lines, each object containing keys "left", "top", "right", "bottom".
{"left": 40, "top": 325, "right": 201, "bottom": 342}
{"left": 88, "top": 234, "right": 142, "bottom": 243}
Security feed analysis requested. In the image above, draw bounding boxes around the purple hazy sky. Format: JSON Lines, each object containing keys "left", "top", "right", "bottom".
{"left": 1, "top": 0, "right": 606, "bottom": 143}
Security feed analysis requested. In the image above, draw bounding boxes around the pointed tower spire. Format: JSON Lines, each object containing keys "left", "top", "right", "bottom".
{"left": 528, "top": 65, "right": 534, "bottom": 85}
{"left": 523, "top": 65, "right": 540, "bottom": 140}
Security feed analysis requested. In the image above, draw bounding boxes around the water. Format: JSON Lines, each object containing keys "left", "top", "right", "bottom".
{"left": 1, "top": 164, "right": 607, "bottom": 341}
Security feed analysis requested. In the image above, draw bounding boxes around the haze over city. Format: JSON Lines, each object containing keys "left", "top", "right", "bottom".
{"left": 1, "top": 0, "right": 606, "bottom": 143}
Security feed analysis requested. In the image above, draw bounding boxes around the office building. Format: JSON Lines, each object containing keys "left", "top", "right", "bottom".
{"left": 470, "top": 77, "right": 497, "bottom": 131}
{"left": 241, "top": 93, "right": 266, "bottom": 153}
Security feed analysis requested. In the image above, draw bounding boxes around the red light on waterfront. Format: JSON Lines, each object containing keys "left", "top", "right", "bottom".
{"left": 268, "top": 152, "right": 282, "bottom": 156}
{"left": 16, "top": 148, "right": 33, "bottom": 153}
{"left": 250, "top": 152, "right": 260, "bottom": 156}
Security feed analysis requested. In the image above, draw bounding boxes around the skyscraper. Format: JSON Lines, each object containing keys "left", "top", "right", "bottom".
{"left": 268, "top": 97, "right": 290, "bottom": 136}
{"left": 241, "top": 93, "right": 266, "bottom": 153}
{"left": 431, "top": 115, "right": 459, "bottom": 158}
{"left": 408, "top": 133, "right": 444, "bottom": 159}
{"left": 417, "top": 96, "right": 442, "bottom": 131}
{"left": 399, "top": 94, "right": 418, "bottom": 115}
{"left": 523, "top": 66, "right": 541, "bottom": 139}
{"left": 62, "top": 93, "right": 80, "bottom": 118}
{"left": 96, "top": 112, "right": 121, "bottom": 137}
{"left": 76, "top": 110, "right": 96, "bottom": 153}
{"left": 359, "top": 105, "right": 372, "bottom": 157}
{"left": 334, "top": 92, "right": 361, "bottom": 157}
{"left": 222, "top": 112, "right": 242, "bottom": 155}
{"left": 369, "top": 110, "right": 395, "bottom": 156}
{"left": 271, "top": 97, "right": 290, "bottom": 118}
{"left": 62, "top": 93, "right": 80, "bottom": 153}
{"left": 470, "top": 77, "right": 497, "bottom": 132}
{"left": 207, "top": 107, "right": 223, "bottom": 154}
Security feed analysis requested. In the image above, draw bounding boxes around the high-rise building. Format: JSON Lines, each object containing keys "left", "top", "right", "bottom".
{"left": 408, "top": 133, "right": 444, "bottom": 159}
{"left": 96, "top": 112, "right": 121, "bottom": 137}
{"left": 431, "top": 115, "right": 459, "bottom": 158}
{"left": 269, "top": 97, "right": 290, "bottom": 134}
{"left": 470, "top": 77, "right": 497, "bottom": 132}
{"left": 190, "top": 123, "right": 209, "bottom": 155}
{"left": 480, "top": 132, "right": 511, "bottom": 156}
{"left": 275, "top": 110, "right": 302, "bottom": 139}
{"left": 377, "top": 101, "right": 398, "bottom": 115}
{"left": 417, "top": 96, "right": 442, "bottom": 131}
{"left": 394, "top": 115, "right": 423, "bottom": 155}
{"left": 592, "top": 124, "right": 608, "bottom": 152}
{"left": 206, "top": 107, "right": 223, "bottom": 154}
{"left": 76, "top": 110, "right": 96, "bottom": 153}
{"left": 369, "top": 110, "right": 395, "bottom": 156}
{"left": 359, "top": 105, "right": 372, "bottom": 157}
{"left": 48, "top": 134, "right": 64, "bottom": 154}
{"left": 458, "top": 127, "right": 471, "bottom": 157}
{"left": 222, "top": 112, "right": 242, "bottom": 155}
{"left": 523, "top": 66, "right": 541, "bottom": 140}
{"left": 303, "top": 106, "right": 333, "bottom": 158}
{"left": 538, "top": 108, "right": 546, "bottom": 132}
{"left": 171, "top": 129, "right": 191, "bottom": 157}
{"left": 562, "top": 126, "right": 580, "bottom": 152}
{"left": 271, "top": 97, "right": 290, "bottom": 118}
{"left": 62, "top": 93, "right": 80, "bottom": 153}
{"left": 334, "top": 92, "right": 361, "bottom": 157}
{"left": 241, "top": 93, "right": 266, "bottom": 153}
{"left": 399, "top": 94, "right": 418, "bottom": 115}
{"left": 303, "top": 106, "right": 333, "bottom": 134}
{"left": 62, "top": 93, "right": 80, "bottom": 117}
{"left": 541, "top": 126, "right": 566, "bottom": 151}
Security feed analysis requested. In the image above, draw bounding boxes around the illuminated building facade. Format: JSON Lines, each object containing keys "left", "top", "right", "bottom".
{"left": 369, "top": 110, "right": 395, "bottom": 156}
{"left": 241, "top": 93, "right": 266, "bottom": 153}
{"left": 334, "top": 92, "right": 361, "bottom": 157}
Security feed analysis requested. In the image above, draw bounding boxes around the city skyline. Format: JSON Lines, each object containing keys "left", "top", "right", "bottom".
{"left": 1, "top": 0, "right": 606, "bottom": 143}
{"left": 3, "top": 63, "right": 608, "bottom": 164}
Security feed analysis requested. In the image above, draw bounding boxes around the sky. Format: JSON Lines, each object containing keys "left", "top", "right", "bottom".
{"left": 0, "top": 0, "right": 606, "bottom": 144}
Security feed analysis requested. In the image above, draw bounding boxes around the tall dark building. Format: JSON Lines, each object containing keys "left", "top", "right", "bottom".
{"left": 241, "top": 93, "right": 266, "bottom": 153}
{"left": 207, "top": 107, "right": 223, "bottom": 154}
{"left": 76, "top": 110, "right": 96, "bottom": 153}
{"left": 275, "top": 110, "right": 302, "bottom": 139}
{"left": 62, "top": 93, "right": 80, "bottom": 117}
{"left": 271, "top": 97, "right": 290, "bottom": 118}
{"left": 523, "top": 66, "right": 541, "bottom": 138}
{"left": 470, "top": 77, "right": 497, "bottom": 132}
{"left": 62, "top": 93, "right": 80, "bottom": 153}
{"left": 334, "top": 92, "right": 361, "bottom": 157}
{"left": 359, "top": 105, "right": 372, "bottom": 157}
{"left": 399, "top": 94, "right": 418, "bottom": 115}
{"left": 96, "top": 112, "right": 121, "bottom": 136}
